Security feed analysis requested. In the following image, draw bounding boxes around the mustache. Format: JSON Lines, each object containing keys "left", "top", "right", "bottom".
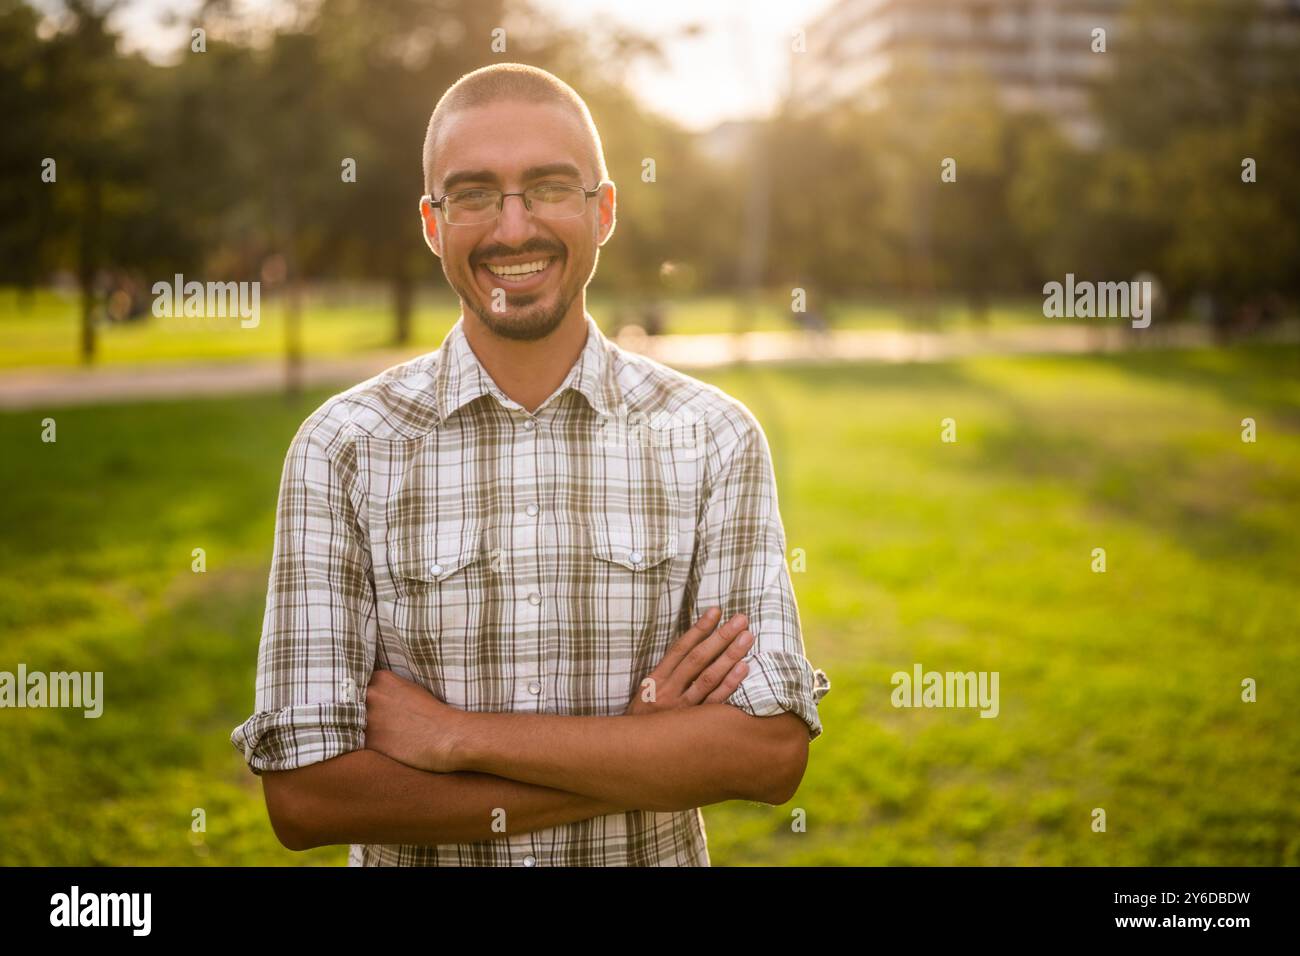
{"left": 473, "top": 243, "right": 564, "bottom": 265}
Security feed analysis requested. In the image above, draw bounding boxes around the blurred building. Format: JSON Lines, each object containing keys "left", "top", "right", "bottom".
{"left": 788, "top": 0, "right": 1300, "bottom": 147}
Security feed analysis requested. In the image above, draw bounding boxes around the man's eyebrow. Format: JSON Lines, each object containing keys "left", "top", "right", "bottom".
{"left": 441, "top": 162, "right": 584, "bottom": 193}
{"left": 521, "top": 162, "right": 583, "bottom": 183}
{"left": 440, "top": 168, "right": 496, "bottom": 192}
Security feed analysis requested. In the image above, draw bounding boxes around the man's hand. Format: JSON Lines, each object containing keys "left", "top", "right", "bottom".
{"left": 364, "top": 669, "right": 464, "bottom": 773}
{"left": 624, "top": 606, "right": 754, "bottom": 716}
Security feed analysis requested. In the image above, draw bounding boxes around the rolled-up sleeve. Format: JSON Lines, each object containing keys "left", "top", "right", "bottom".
{"left": 692, "top": 402, "right": 830, "bottom": 741}
{"left": 230, "top": 396, "right": 377, "bottom": 774}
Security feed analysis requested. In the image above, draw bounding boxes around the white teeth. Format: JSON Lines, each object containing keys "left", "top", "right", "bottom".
{"left": 485, "top": 258, "right": 550, "bottom": 277}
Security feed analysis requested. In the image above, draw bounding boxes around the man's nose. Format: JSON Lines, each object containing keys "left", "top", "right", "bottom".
{"left": 491, "top": 193, "right": 537, "bottom": 246}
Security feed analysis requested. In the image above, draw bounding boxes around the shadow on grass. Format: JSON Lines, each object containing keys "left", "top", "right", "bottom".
{"left": 1082, "top": 344, "right": 1300, "bottom": 426}
{"left": 706, "top": 360, "right": 984, "bottom": 492}
{"left": 955, "top": 349, "right": 1300, "bottom": 567}
{"left": 706, "top": 346, "right": 1299, "bottom": 570}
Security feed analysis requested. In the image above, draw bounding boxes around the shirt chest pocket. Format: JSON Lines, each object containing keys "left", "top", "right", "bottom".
{"left": 383, "top": 524, "right": 488, "bottom": 677}
{"left": 581, "top": 520, "right": 679, "bottom": 695}
{"left": 388, "top": 524, "right": 486, "bottom": 589}
{"left": 589, "top": 521, "right": 677, "bottom": 581}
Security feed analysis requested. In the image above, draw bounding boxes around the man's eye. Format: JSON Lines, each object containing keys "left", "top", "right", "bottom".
{"left": 531, "top": 184, "right": 571, "bottom": 202}
{"left": 454, "top": 190, "right": 495, "bottom": 205}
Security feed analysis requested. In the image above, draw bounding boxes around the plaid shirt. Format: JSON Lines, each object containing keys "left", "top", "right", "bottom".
{"left": 231, "top": 312, "right": 830, "bottom": 866}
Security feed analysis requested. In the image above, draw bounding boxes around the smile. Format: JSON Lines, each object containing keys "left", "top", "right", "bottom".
{"left": 485, "top": 258, "right": 551, "bottom": 277}
{"left": 477, "top": 255, "right": 560, "bottom": 292}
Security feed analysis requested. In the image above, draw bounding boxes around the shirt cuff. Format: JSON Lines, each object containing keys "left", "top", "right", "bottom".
{"left": 726, "top": 650, "right": 830, "bottom": 742}
{"left": 230, "top": 701, "right": 366, "bottom": 775}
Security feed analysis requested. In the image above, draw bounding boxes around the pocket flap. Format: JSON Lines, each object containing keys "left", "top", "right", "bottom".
{"left": 589, "top": 522, "right": 677, "bottom": 571}
{"left": 389, "top": 525, "right": 484, "bottom": 583}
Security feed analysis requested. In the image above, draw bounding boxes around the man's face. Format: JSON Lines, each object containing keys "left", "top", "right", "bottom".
{"left": 421, "top": 99, "right": 615, "bottom": 341}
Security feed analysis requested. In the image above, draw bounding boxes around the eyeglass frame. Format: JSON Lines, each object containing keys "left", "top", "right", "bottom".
{"left": 419, "top": 180, "right": 610, "bottom": 225}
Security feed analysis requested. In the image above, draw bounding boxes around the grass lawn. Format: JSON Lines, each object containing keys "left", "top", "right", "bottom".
{"left": 0, "top": 344, "right": 1296, "bottom": 864}
{"left": 1, "top": 286, "right": 1067, "bottom": 369}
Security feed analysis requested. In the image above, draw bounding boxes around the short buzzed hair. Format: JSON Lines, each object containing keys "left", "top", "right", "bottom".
{"left": 422, "top": 63, "right": 608, "bottom": 194}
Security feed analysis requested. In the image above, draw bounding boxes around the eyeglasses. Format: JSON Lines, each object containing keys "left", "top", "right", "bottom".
{"left": 421, "top": 181, "right": 607, "bottom": 225}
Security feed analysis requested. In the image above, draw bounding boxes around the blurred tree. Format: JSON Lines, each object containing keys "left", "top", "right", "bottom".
{"left": 35, "top": 0, "right": 146, "bottom": 362}
{"left": 1157, "top": 93, "right": 1300, "bottom": 328}
{"left": 316, "top": 0, "right": 510, "bottom": 345}
{"left": 866, "top": 62, "right": 1036, "bottom": 325}
{"left": 1025, "top": 0, "right": 1300, "bottom": 322}
{"left": 927, "top": 77, "right": 1039, "bottom": 325}
{"left": 762, "top": 104, "right": 887, "bottom": 300}
{"left": 128, "top": 28, "right": 261, "bottom": 288}
{"left": 0, "top": 0, "right": 52, "bottom": 300}
{"left": 251, "top": 27, "right": 347, "bottom": 392}
{"left": 1095, "top": 0, "right": 1281, "bottom": 153}
{"left": 586, "top": 82, "right": 729, "bottom": 302}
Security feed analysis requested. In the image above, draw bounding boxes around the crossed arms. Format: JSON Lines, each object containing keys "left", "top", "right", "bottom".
{"left": 263, "top": 607, "right": 811, "bottom": 851}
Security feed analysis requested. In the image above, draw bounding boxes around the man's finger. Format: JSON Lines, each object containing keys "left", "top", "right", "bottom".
{"left": 672, "top": 612, "right": 748, "bottom": 690}
{"left": 650, "top": 606, "right": 723, "bottom": 680}
{"left": 701, "top": 659, "right": 750, "bottom": 704}
{"left": 684, "top": 629, "right": 754, "bottom": 705}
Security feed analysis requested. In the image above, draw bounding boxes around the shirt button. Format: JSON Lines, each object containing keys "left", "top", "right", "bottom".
{"left": 525, "top": 503, "right": 539, "bottom": 517}
{"left": 522, "top": 419, "right": 536, "bottom": 430}
{"left": 523, "top": 855, "right": 537, "bottom": 866}
{"left": 429, "top": 562, "right": 443, "bottom": 576}
{"left": 629, "top": 550, "right": 643, "bottom": 565}
{"left": 528, "top": 681, "right": 541, "bottom": 695}
{"left": 528, "top": 592, "right": 541, "bottom": 606}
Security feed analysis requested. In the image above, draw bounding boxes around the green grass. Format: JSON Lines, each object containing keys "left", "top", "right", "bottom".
{"left": 0, "top": 287, "right": 462, "bottom": 369}
{"left": 0, "top": 286, "right": 1066, "bottom": 369}
{"left": 1, "top": 344, "right": 1297, "bottom": 864}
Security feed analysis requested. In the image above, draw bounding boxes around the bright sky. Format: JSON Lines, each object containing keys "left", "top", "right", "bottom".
{"left": 105, "top": 0, "right": 836, "bottom": 132}
{"left": 531, "top": 0, "right": 836, "bottom": 131}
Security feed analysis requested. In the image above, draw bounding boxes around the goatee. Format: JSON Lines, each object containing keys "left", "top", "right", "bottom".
{"left": 468, "top": 294, "right": 570, "bottom": 341}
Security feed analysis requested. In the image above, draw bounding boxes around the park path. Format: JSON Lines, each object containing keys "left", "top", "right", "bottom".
{"left": 0, "top": 322, "right": 1221, "bottom": 411}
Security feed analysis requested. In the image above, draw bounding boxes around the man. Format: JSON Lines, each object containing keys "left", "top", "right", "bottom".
{"left": 230, "top": 63, "right": 830, "bottom": 866}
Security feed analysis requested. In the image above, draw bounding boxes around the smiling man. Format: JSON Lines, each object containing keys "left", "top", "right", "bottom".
{"left": 231, "top": 63, "right": 830, "bottom": 866}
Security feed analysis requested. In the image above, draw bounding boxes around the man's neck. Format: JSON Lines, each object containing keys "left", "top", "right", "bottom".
{"left": 462, "top": 306, "right": 589, "bottom": 414}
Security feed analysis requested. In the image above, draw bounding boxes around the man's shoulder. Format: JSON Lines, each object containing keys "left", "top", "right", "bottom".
{"left": 294, "top": 348, "right": 447, "bottom": 446}
{"left": 609, "top": 341, "right": 763, "bottom": 443}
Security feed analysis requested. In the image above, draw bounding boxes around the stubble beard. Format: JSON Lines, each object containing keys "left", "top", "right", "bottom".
{"left": 454, "top": 259, "right": 577, "bottom": 342}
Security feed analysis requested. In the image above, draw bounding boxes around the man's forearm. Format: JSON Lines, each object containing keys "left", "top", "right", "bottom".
{"left": 265, "top": 748, "right": 627, "bottom": 850}
{"left": 451, "top": 703, "right": 800, "bottom": 812}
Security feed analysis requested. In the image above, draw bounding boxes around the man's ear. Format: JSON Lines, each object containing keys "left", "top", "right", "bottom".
{"left": 419, "top": 197, "right": 442, "bottom": 258}
{"left": 595, "top": 181, "right": 617, "bottom": 247}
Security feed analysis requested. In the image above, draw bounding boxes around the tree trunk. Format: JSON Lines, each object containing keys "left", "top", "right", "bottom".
{"left": 284, "top": 267, "right": 303, "bottom": 398}
{"left": 392, "top": 269, "right": 413, "bottom": 346}
{"left": 78, "top": 176, "right": 102, "bottom": 365}
{"left": 968, "top": 284, "right": 990, "bottom": 329}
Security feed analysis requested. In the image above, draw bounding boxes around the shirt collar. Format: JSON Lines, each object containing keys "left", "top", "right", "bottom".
{"left": 434, "top": 312, "right": 621, "bottom": 423}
